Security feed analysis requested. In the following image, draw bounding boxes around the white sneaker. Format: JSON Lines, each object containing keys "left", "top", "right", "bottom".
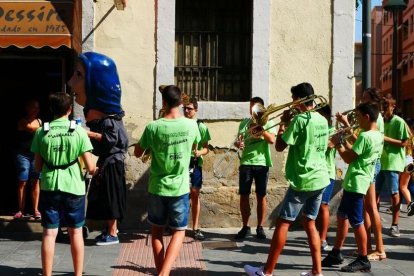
{"left": 321, "top": 240, "right": 330, "bottom": 252}
{"left": 300, "top": 271, "right": 323, "bottom": 276}
{"left": 244, "top": 265, "right": 266, "bottom": 276}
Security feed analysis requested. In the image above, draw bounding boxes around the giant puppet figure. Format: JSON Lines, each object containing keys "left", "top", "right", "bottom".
{"left": 68, "top": 52, "right": 128, "bottom": 246}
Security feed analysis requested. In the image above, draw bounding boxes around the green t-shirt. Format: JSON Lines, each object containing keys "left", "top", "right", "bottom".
{"left": 380, "top": 115, "right": 410, "bottom": 172}
{"left": 282, "top": 112, "right": 330, "bottom": 191}
{"left": 343, "top": 130, "right": 384, "bottom": 194}
{"left": 191, "top": 121, "right": 211, "bottom": 167}
{"left": 326, "top": 126, "right": 337, "bottom": 179}
{"left": 239, "top": 118, "right": 276, "bottom": 167}
{"left": 139, "top": 117, "right": 201, "bottom": 196}
{"left": 31, "top": 118, "right": 93, "bottom": 196}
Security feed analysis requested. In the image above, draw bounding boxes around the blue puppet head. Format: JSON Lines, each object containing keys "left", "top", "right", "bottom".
{"left": 78, "top": 52, "right": 122, "bottom": 115}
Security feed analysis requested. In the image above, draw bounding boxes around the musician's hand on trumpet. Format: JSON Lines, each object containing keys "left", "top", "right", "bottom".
{"left": 134, "top": 143, "right": 152, "bottom": 163}
{"left": 329, "top": 131, "right": 343, "bottom": 149}
{"left": 280, "top": 109, "right": 294, "bottom": 126}
{"left": 234, "top": 134, "right": 245, "bottom": 150}
{"left": 335, "top": 112, "right": 351, "bottom": 128}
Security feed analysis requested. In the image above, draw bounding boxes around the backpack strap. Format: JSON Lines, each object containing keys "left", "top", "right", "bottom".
{"left": 43, "top": 122, "right": 50, "bottom": 132}
{"left": 43, "top": 120, "right": 77, "bottom": 133}
{"left": 43, "top": 158, "right": 79, "bottom": 170}
{"left": 69, "top": 120, "right": 77, "bottom": 132}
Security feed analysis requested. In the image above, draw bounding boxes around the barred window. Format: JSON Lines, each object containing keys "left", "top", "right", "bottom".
{"left": 175, "top": 0, "right": 252, "bottom": 102}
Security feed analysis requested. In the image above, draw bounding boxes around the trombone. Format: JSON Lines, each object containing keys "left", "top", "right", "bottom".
{"left": 213, "top": 95, "right": 328, "bottom": 178}
{"left": 335, "top": 109, "right": 357, "bottom": 129}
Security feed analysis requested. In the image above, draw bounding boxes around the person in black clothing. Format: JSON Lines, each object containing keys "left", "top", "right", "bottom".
{"left": 68, "top": 52, "right": 128, "bottom": 246}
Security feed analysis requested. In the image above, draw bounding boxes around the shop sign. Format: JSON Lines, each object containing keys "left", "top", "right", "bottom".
{"left": 0, "top": 1, "right": 72, "bottom": 34}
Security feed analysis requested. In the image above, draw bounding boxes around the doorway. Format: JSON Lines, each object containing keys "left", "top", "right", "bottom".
{"left": 0, "top": 49, "right": 73, "bottom": 215}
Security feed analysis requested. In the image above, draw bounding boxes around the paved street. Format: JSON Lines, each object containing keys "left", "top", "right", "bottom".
{"left": 0, "top": 205, "right": 413, "bottom": 275}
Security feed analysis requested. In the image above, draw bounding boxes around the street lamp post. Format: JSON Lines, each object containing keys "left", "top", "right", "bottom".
{"left": 384, "top": 0, "right": 407, "bottom": 101}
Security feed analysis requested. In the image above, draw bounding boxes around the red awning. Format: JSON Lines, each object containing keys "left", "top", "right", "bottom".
{"left": 0, "top": 0, "right": 75, "bottom": 49}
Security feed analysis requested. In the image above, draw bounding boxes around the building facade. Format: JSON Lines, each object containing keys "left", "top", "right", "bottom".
{"left": 0, "top": 0, "right": 355, "bottom": 228}
{"left": 378, "top": 1, "right": 414, "bottom": 118}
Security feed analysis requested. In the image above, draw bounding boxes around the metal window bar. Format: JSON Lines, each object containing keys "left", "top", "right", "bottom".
{"left": 175, "top": 0, "right": 251, "bottom": 102}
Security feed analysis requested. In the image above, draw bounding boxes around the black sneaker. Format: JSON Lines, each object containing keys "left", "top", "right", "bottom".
{"left": 340, "top": 257, "right": 371, "bottom": 272}
{"left": 321, "top": 250, "right": 344, "bottom": 267}
{"left": 407, "top": 201, "right": 414, "bottom": 216}
{"left": 194, "top": 229, "right": 205, "bottom": 240}
{"left": 235, "top": 226, "right": 251, "bottom": 239}
{"left": 256, "top": 226, "right": 266, "bottom": 239}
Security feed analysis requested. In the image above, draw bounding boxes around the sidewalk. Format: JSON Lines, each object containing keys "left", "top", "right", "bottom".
{"left": 0, "top": 205, "right": 413, "bottom": 275}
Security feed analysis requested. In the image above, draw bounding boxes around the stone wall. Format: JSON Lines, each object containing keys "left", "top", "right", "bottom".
{"left": 117, "top": 145, "right": 343, "bottom": 230}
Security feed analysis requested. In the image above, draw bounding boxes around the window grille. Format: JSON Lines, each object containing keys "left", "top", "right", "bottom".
{"left": 175, "top": 0, "right": 252, "bottom": 101}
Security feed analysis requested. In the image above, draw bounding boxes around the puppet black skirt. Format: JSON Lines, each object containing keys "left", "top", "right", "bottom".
{"left": 86, "top": 160, "right": 126, "bottom": 221}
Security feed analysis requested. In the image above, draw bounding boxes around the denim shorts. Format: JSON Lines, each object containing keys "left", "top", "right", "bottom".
{"left": 372, "top": 159, "right": 381, "bottom": 184}
{"left": 239, "top": 165, "right": 269, "bottom": 196}
{"left": 278, "top": 187, "right": 325, "bottom": 221}
{"left": 337, "top": 190, "right": 364, "bottom": 228}
{"left": 39, "top": 191, "right": 85, "bottom": 229}
{"left": 147, "top": 193, "right": 189, "bottom": 230}
{"left": 15, "top": 152, "right": 40, "bottom": 181}
{"left": 190, "top": 166, "right": 202, "bottom": 190}
{"left": 376, "top": 170, "right": 399, "bottom": 195}
{"left": 321, "top": 179, "right": 335, "bottom": 205}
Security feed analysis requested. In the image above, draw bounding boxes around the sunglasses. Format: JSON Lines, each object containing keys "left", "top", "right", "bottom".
{"left": 183, "top": 107, "right": 195, "bottom": 111}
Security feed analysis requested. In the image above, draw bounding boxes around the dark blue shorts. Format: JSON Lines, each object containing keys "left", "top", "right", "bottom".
{"left": 15, "top": 152, "right": 40, "bottom": 181}
{"left": 239, "top": 165, "right": 269, "bottom": 196}
{"left": 278, "top": 187, "right": 325, "bottom": 221}
{"left": 190, "top": 166, "right": 202, "bottom": 190}
{"left": 39, "top": 191, "right": 85, "bottom": 229}
{"left": 321, "top": 179, "right": 335, "bottom": 205}
{"left": 147, "top": 193, "right": 189, "bottom": 230}
{"left": 337, "top": 190, "right": 364, "bottom": 228}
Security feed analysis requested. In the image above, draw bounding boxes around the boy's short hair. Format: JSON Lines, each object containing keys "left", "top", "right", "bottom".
{"left": 250, "top": 96, "right": 264, "bottom": 106}
{"left": 356, "top": 102, "right": 379, "bottom": 122}
{"left": 160, "top": 85, "right": 182, "bottom": 108}
{"left": 363, "top": 87, "right": 384, "bottom": 109}
{"left": 188, "top": 97, "right": 198, "bottom": 109}
{"left": 291, "top": 82, "right": 314, "bottom": 106}
{"left": 49, "top": 92, "right": 72, "bottom": 118}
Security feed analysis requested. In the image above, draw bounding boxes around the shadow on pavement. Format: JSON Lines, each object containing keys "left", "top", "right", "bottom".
{"left": 111, "top": 261, "right": 208, "bottom": 275}
{"left": 0, "top": 266, "right": 98, "bottom": 276}
{"left": 0, "top": 232, "right": 42, "bottom": 242}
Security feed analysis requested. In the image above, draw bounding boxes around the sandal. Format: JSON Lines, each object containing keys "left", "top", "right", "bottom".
{"left": 367, "top": 251, "right": 387, "bottom": 261}
{"left": 14, "top": 211, "right": 23, "bottom": 219}
{"left": 34, "top": 211, "right": 41, "bottom": 220}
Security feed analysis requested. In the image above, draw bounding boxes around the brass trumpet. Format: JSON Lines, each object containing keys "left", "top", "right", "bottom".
{"left": 246, "top": 94, "right": 328, "bottom": 138}
{"left": 213, "top": 95, "right": 328, "bottom": 178}
{"left": 330, "top": 109, "right": 359, "bottom": 142}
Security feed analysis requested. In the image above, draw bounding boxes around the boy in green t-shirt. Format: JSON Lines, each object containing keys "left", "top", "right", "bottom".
{"left": 244, "top": 82, "right": 329, "bottom": 276}
{"left": 234, "top": 97, "right": 276, "bottom": 240}
{"left": 322, "top": 103, "right": 384, "bottom": 273}
{"left": 134, "top": 85, "right": 200, "bottom": 276}
{"left": 183, "top": 97, "right": 211, "bottom": 240}
{"left": 31, "top": 92, "right": 95, "bottom": 276}
{"left": 376, "top": 98, "right": 410, "bottom": 238}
